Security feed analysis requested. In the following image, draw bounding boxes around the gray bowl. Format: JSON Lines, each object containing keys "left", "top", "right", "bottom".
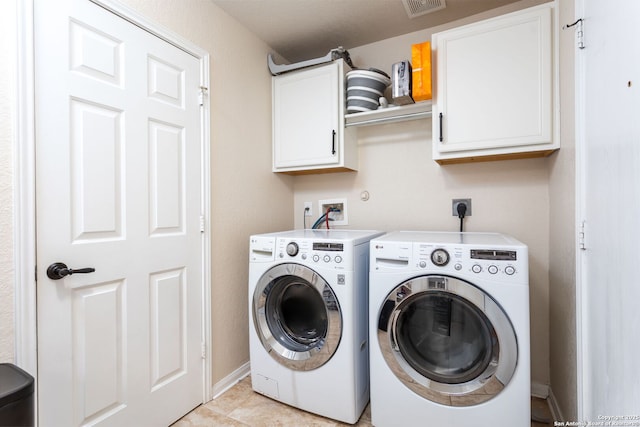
{"left": 346, "top": 89, "right": 380, "bottom": 100}
{"left": 347, "top": 85, "right": 384, "bottom": 97}
{"left": 347, "top": 77, "right": 388, "bottom": 94}
{"left": 347, "top": 96, "right": 379, "bottom": 111}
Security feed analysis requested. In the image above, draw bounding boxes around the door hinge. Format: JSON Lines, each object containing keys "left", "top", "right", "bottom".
{"left": 201, "top": 342, "right": 206, "bottom": 359}
{"left": 198, "top": 86, "right": 208, "bottom": 106}
{"left": 578, "top": 220, "right": 586, "bottom": 250}
{"left": 199, "top": 215, "right": 205, "bottom": 233}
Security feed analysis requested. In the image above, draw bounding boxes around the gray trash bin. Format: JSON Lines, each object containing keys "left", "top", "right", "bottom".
{"left": 0, "top": 364, "right": 34, "bottom": 427}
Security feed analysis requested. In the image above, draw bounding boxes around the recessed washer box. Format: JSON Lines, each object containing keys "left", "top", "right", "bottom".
{"left": 319, "top": 198, "right": 348, "bottom": 226}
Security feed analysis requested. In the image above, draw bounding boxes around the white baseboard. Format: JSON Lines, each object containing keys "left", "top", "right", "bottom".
{"left": 547, "top": 386, "right": 564, "bottom": 422}
{"left": 211, "top": 361, "right": 251, "bottom": 400}
{"left": 531, "top": 382, "right": 563, "bottom": 422}
{"left": 531, "top": 381, "right": 550, "bottom": 399}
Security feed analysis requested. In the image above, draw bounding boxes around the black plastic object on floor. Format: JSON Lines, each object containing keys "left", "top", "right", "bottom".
{"left": 0, "top": 364, "right": 34, "bottom": 427}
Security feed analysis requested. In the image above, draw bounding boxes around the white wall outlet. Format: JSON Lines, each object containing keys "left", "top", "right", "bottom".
{"left": 318, "top": 198, "right": 348, "bottom": 226}
{"left": 304, "top": 201, "right": 313, "bottom": 217}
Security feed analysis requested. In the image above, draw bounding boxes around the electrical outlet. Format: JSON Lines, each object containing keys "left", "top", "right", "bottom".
{"left": 452, "top": 198, "right": 472, "bottom": 216}
{"left": 319, "top": 198, "right": 348, "bottom": 226}
{"left": 304, "top": 201, "right": 313, "bottom": 217}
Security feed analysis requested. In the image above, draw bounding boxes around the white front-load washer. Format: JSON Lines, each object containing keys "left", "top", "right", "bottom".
{"left": 248, "top": 229, "right": 383, "bottom": 424}
{"left": 369, "top": 231, "right": 530, "bottom": 427}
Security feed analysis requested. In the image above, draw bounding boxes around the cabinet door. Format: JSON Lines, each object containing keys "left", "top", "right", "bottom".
{"left": 273, "top": 62, "right": 340, "bottom": 170}
{"left": 432, "top": 5, "right": 554, "bottom": 163}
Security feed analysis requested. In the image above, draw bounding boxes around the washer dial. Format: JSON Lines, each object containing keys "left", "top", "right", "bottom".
{"left": 286, "top": 242, "right": 299, "bottom": 257}
{"left": 431, "top": 248, "right": 450, "bottom": 266}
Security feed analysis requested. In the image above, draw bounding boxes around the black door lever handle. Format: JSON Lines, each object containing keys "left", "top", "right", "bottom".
{"left": 47, "top": 262, "right": 96, "bottom": 280}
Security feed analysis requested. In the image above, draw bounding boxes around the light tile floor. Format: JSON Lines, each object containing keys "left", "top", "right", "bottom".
{"left": 172, "top": 376, "right": 554, "bottom": 427}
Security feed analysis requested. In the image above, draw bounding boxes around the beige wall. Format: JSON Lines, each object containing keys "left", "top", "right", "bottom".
{"left": 292, "top": 0, "right": 552, "bottom": 387}
{"left": 549, "top": 0, "right": 577, "bottom": 420}
{"left": 0, "top": 0, "right": 16, "bottom": 363}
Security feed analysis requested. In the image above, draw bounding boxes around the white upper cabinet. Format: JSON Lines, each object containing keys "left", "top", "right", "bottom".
{"left": 432, "top": 4, "right": 558, "bottom": 164}
{"left": 272, "top": 59, "right": 356, "bottom": 174}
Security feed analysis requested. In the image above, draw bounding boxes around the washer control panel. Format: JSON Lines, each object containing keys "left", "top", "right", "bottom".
{"left": 276, "top": 238, "right": 351, "bottom": 269}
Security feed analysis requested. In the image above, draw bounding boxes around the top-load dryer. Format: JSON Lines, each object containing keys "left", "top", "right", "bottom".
{"left": 248, "top": 229, "right": 383, "bottom": 424}
{"left": 369, "top": 231, "right": 530, "bottom": 427}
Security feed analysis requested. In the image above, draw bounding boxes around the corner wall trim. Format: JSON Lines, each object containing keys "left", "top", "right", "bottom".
{"left": 212, "top": 362, "right": 251, "bottom": 400}
{"left": 531, "top": 381, "right": 550, "bottom": 399}
{"left": 548, "top": 386, "right": 564, "bottom": 422}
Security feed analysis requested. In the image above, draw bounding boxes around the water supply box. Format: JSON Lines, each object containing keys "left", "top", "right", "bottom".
{"left": 391, "top": 60, "right": 414, "bottom": 105}
{"left": 411, "top": 41, "right": 432, "bottom": 101}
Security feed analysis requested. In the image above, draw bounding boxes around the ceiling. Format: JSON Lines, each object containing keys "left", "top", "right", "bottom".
{"left": 210, "top": 0, "right": 536, "bottom": 64}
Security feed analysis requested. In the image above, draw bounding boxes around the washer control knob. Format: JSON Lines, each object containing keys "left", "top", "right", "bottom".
{"left": 312, "top": 254, "right": 320, "bottom": 262}
{"left": 431, "top": 249, "right": 450, "bottom": 267}
{"left": 419, "top": 261, "right": 427, "bottom": 268}
{"left": 335, "top": 255, "right": 343, "bottom": 263}
{"left": 505, "top": 265, "right": 516, "bottom": 275}
{"left": 488, "top": 265, "right": 498, "bottom": 274}
{"left": 323, "top": 255, "right": 331, "bottom": 263}
{"left": 472, "top": 264, "right": 482, "bottom": 273}
{"left": 454, "top": 263, "right": 462, "bottom": 271}
{"left": 286, "top": 242, "right": 299, "bottom": 257}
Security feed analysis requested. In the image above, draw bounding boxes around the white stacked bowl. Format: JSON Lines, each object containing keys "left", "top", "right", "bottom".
{"left": 346, "top": 69, "right": 391, "bottom": 113}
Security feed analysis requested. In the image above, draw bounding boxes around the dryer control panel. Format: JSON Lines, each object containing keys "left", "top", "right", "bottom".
{"left": 371, "top": 237, "right": 528, "bottom": 284}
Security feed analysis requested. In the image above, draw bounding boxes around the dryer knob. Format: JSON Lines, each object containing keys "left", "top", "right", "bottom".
{"left": 286, "top": 242, "right": 299, "bottom": 257}
{"left": 431, "top": 249, "right": 450, "bottom": 266}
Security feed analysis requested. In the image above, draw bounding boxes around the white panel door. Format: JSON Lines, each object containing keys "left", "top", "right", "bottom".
{"left": 34, "top": 0, "right": 204, "bottom": 426}
{"left": 578, "top": 0, "right": 640, "bottom": 420}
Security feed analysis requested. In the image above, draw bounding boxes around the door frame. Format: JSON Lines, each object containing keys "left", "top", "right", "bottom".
{"left": 15, "top": 0, "right": 213, "bottom": 406}
{"left": 574, "top": 0, "right": 586, "bottom": 420}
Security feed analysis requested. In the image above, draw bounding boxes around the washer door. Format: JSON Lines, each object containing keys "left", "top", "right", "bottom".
{"left": 253, "top": 263, "right": 342, "bottom": 371}
{"left": 377, "top": 275, "right": 517, "bottom": 406}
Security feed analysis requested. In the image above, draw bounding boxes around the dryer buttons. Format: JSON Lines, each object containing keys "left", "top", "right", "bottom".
{"left": 472, "top": 264, "right": 482, "bottom": 273}
{"left": 505, "top": 265, "right": 516, "bottom": 275}
{"left": 488, "top": 265, "right": 499, "bottom": 274}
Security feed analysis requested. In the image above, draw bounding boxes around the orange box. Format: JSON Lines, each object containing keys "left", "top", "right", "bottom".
{"left": 411, "top": 41, "right": 432, "bottom": 101}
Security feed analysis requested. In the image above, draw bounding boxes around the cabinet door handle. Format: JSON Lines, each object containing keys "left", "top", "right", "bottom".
{"left": 331, "top": 130, "right": 336, "bottom": 155}
{"left": 439, "top": 112, "right": 444, "bottom": 142}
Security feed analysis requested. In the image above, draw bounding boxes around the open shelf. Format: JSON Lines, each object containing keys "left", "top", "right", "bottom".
{"left": 345, "top": 101, "right": 432, "bottom": 127}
